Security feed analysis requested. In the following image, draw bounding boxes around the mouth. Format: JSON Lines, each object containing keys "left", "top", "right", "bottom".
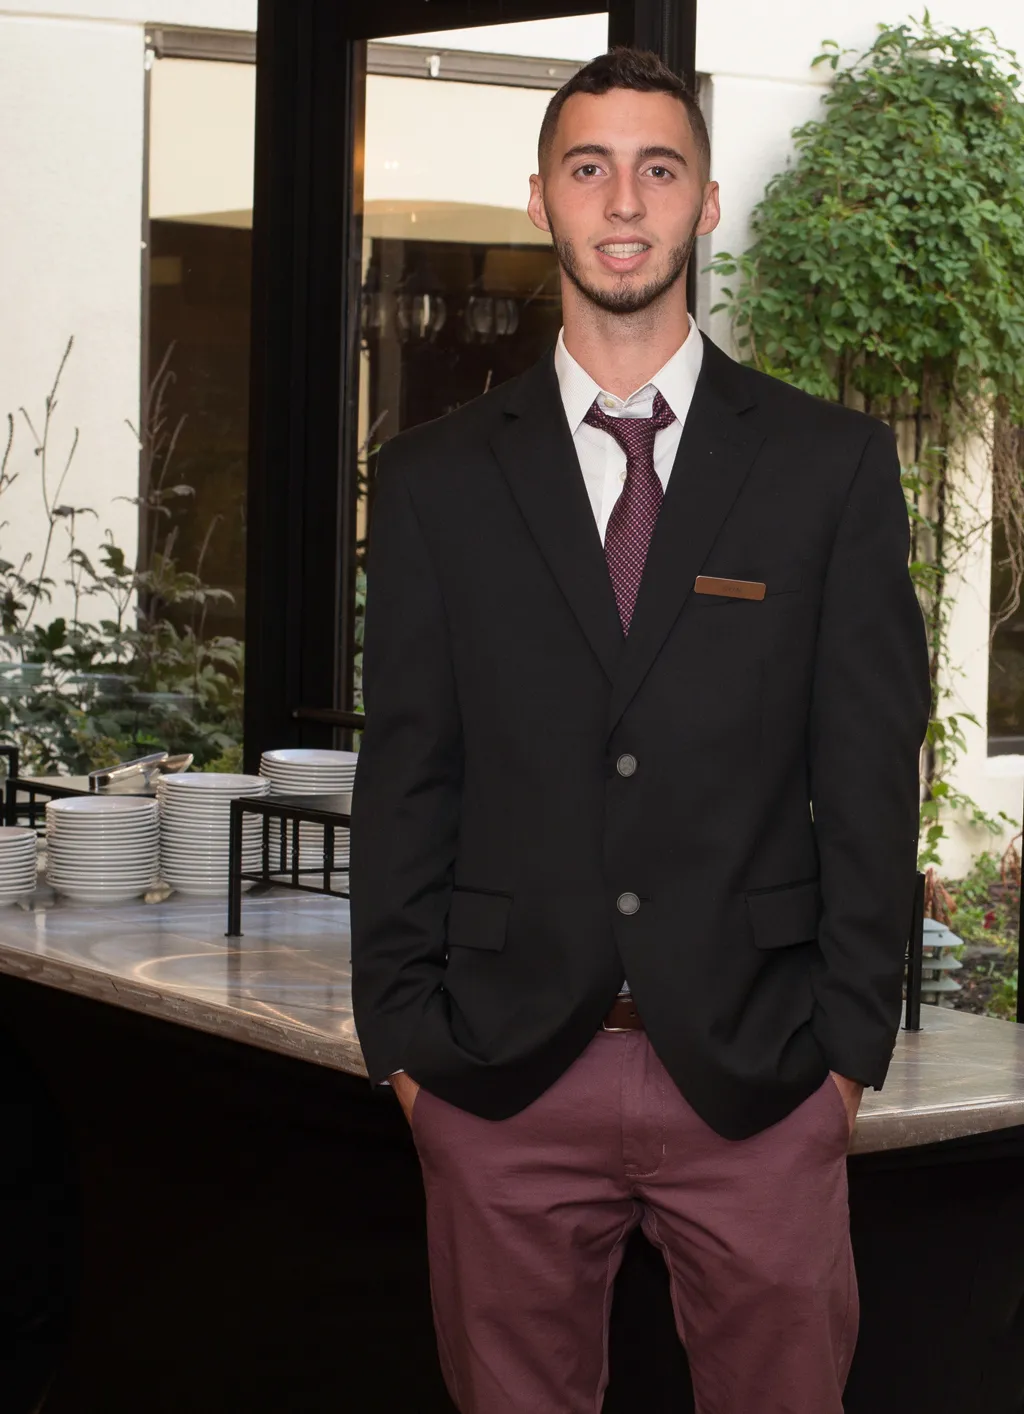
{"left": 595, "top": 241, "right": 651, "bottom": 273}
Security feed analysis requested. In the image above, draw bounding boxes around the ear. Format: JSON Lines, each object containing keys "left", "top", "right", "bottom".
{"left": 527, "top": 173, "right": 551, "bottom": 235}
{"left": 697, "top": 180, "right": 721, "bottom": 238}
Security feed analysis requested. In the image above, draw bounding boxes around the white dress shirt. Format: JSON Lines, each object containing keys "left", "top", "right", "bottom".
{"left": 553, "top": 313, "right": 704, "bottom": 543}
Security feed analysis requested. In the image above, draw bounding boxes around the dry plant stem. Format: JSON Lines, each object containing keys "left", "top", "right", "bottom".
{"left": 923, "top": 866, "right": 957, "bottom": 923}
{"left": 0, "top": 414, "right": 15, "bottom": 499}
{"left": 19, "top": 337, "right": 80, "bottom": 627}
{"left": 990, "top": 411, "right": 1024, "bottom": 643}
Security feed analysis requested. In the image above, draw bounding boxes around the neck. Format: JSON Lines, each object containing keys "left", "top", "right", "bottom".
{"left": 560, "top": 284, "right": 691, "bottom": 399}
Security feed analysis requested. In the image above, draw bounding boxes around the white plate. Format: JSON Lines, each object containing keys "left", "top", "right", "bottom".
{"left": 47, "top": 808, "right": 157, "bottom": 819}
{"left": 47, "top": 797, "right": 158, "bottom": 817}
{"left": 159, "top": 814, "right": 262, "bottom": 828}
{"left": 47, "top": 834, "right": 158, "bottom": 847}
{"left": 157, "top": 806, "right": 266, "bottom": 819}
{"left": 261, "top": 747, "right": 357, "bottom": 765}
{"left": 156, "top": 808, "right": 261, "bottom": 820}
{"left": 158, "top": 809, "right": 263, "bottom": 823}
{"left": 159, "top": 831, "right": 253, "bottom": 844}
{"left": 48, "top": 842, "right": 157, "bottom": 855}
{"left": 48, "top": 850, "right": 157, "bottom": 866}
{"left": 48, "top": 864, "right": 159, "bottom": 880}
{"left": 161, "top": 841, "right": 258, "bottom": 855}
{"left": 261, "top": 779, "right": 355, "bottom": 789}
{"left": 160, "top": 855, "right": 262, "bottom": 870}
{"left": 0, "top": 826, "right": 36, "bottom": 841}
{"left": 156, "top": 780, "right": 267, "bottom": 791}
{"left": 160, "top": 855, "right": 259, "bottom": 871}
{"left": 261, "top": 767, "right": 356, "bottom": 778}
{"left": 52, "top": 885, "right": 155, "bottom": 903}
{"left": 164, "top": 881, "right": 254, "bottom": 898}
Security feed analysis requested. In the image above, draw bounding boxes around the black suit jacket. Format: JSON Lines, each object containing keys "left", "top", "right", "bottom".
{"left": 350, "top": 335, "right": 931, "bottom": 1140}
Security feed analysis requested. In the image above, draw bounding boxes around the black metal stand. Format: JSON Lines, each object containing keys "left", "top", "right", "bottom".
{"left": 3, "top": 772, "right": 157, "bottom": 833}
{"left": 0, "top": 743, "right": 20, "bottom": 826}
{"left": 226, "top": 793, "right": 351, "bottom": 937}
{"left": 904, "top": 869, "right": 925, "bottom": 1031}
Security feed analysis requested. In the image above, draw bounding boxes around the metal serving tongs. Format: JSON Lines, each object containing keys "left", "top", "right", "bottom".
{"left": 87, "top": 750, "right": 195, "bottom": 790}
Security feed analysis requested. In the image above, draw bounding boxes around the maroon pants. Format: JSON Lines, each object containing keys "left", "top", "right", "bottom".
{"left": 410, "top": 1028, "right": 857, "bottom": 1414}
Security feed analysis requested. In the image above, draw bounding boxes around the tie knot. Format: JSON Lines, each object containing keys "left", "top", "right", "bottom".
{"left": 582, "top": 389, "right": 676, "bottom": 458}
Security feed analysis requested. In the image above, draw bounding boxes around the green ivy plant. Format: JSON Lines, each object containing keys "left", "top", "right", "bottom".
{"left": 709, "top": 13, "right": 1024, "bottom": 866}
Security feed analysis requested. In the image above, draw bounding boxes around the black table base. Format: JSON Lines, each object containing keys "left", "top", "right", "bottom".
{"left": 0, "top": 974, "right": 1021, "bottom": 1414}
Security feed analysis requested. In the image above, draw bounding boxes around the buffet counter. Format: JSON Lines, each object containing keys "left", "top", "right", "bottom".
{"left": 0, "top": 885, "right": 1021, "bottom": 1414}
{"left": 0, "top": 883, "right": 1021, "bottom": 1154}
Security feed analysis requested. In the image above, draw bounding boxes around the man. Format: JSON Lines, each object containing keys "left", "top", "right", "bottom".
{"left": 351, "top": 45, "right": 930, "bottom": 1414}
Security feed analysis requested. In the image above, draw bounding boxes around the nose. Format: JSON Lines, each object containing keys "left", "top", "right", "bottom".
{"left": 605, "top": 170, "right": 645, "bottom": 224}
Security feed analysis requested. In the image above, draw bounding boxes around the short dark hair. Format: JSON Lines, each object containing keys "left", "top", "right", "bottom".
{"left": 538, "top": 47, "right": 710, "bottom": 180}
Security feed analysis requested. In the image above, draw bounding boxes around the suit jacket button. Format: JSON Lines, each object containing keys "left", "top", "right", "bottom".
{"left": 617, "top": 892, "right": 640, "bottom": 916}
{"left": 616, "top": 753, "right": 638, "bottom": 777}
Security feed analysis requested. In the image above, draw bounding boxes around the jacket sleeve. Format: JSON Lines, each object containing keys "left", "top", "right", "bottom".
{"left": 807, "top": 421, "right": 931, "bottom": 1089}
{"left": 349, "top": 441, "right": 462, "bottom": 1086}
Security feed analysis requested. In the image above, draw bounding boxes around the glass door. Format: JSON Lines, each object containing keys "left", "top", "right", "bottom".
{"left": 352, "top": 14, "right": 608, "bottom": 706}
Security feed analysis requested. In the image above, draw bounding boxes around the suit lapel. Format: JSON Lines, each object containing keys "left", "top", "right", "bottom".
{"left": 489, "top": 352, "right": 624, "bottom": 682}
{"left": 606, "top": 339, "right": 766, "bottom": 735}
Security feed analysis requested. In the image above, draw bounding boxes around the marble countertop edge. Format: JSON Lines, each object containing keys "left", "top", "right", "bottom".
{"left": 0, "top": 942, "right": 370, "bottom": 1080}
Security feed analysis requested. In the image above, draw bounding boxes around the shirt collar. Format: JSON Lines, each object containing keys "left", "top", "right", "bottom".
{"left": 554, "top": 314, "right": 704, "bottom": 435}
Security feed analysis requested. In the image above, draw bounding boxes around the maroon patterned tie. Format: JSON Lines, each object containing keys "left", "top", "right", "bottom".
{"left": 583, "top": 389, "right": 677, "bottom": 633}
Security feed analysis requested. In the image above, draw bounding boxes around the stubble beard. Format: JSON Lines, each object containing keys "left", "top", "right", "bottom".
{"left": 550, "top": 213, "right": 700, "bottom": 316}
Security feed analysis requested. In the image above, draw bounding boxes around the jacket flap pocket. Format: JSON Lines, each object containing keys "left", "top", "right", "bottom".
{"left": 446, "top": 889, "right": 511, "bottom": 952}
{"left": 746, "top": 880, "right": 821, "bottom": 949}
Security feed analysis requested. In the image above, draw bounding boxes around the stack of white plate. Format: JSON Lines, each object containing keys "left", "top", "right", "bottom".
{"left": 0, "top": 826, "right": 38, "bottom": 905}
{"left": 259, "top": 748, "right": 356, "bottom": 874}
{"left": 46, "top": 797, "right": 159, "bottom": 903}
{"left": 157, "top": 773, "right": 269, "bottom": 897}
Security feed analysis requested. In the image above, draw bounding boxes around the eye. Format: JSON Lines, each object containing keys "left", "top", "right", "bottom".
{"left": 574, "top": 163, "right": 602, "bottom": 179}
{"left": 647, "top": 165, "right": 674, "bottom": 180}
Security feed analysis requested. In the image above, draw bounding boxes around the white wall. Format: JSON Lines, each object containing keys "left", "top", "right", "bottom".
{"left": 935, "top": 431, "right": 1024, "bottom": 876}
{"left": 0, "top": 13, "right": 146, "bottom": 628}
{"left": 381, "top": 15, "right": 606, "bottom": 59}
{"left": 3, "top": 0, "right": 255, "bottom": 27}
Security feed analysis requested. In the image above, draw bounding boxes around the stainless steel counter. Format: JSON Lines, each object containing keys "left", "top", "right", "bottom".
{"left": 0, "top": 882, "right": 1021, "bottom": 1155}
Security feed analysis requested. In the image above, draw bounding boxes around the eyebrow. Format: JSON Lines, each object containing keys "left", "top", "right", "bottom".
{"left": 561, "top": 143, "right": 689, "bottom": 167}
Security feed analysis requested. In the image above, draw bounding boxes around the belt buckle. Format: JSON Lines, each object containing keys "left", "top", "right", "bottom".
{"left": 602, "top": 997, "right": 636, "bottom": 1032}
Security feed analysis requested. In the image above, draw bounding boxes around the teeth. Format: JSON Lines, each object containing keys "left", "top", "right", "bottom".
{"left": 600, "top": 243, "right": 648, "bottom": 256}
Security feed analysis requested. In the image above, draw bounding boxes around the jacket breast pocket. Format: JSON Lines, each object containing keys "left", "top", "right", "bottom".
{"left": 745, "top": 879, "right": 821, "bottom": 949}
{"left": 691, "top": 570, "right": 802, "bottom": 608}
{"left": 446, "top": 888, "right": 512, "bottom": 953}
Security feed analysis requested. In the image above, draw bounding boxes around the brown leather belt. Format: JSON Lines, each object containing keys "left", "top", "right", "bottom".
{"left": 602, "top": 995, "right": 644, "bottom": 1031}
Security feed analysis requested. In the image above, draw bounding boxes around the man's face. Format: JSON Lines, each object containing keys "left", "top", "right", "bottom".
{"left": 528, "top": 87, "right": 720, "bottom": 316}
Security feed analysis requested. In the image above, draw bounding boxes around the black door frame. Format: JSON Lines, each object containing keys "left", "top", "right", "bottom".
{"left": 244, "top": 0, "right": 698, "bottom": 767}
